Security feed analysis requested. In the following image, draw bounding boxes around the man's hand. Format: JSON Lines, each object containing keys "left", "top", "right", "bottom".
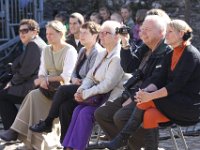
{"left": 4, "top": 82, "right": 12, "bottom": 89}
{"left": 119, "top": 33, "right": 130, "bottom": 49}
{"left": 122, "top": 98, "right": 132, "bottom": 107}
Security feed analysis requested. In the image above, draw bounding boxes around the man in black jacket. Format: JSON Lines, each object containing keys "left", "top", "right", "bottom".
{"left": 66, "top": 12, "right": 84, "bottom": 52}
{"left": 91, "top": 15, "right": 171, "bottom": 149}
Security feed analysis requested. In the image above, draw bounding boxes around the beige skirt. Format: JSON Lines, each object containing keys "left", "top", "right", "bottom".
{"left": 11, "top": 89, "right": 61, "bottom": 150}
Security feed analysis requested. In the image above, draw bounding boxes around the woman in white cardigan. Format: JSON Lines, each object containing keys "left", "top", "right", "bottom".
{"left": 62, "top": 21, "right": 129, "bottom": 150}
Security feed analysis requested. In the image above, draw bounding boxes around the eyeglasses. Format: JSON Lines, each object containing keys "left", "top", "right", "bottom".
{"left": 99, "top": 31, "right": 112, "bottom": 36}
{"left": 19, "top": 28, "right": 30, "bottom": 34}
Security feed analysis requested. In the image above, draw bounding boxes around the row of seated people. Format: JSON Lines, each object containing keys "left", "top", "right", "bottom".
{"left": 0, "top": 8, "right": 200, "bottom": 150}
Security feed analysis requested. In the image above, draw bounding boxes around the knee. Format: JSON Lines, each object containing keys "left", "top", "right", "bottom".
{"left": 56, "top": 86, "right": 66, "bottom": 94}
{"left": 113, "top": 112, "right": 125, "bottom": 130}
{"left": 59, "top": 102, "right": 66, "bottom": 114}
{"left": 143, "top": 108, "right": 157, "bottom": 129}
{"left": 94, "top": 107, "right": 107, "bottom": 123}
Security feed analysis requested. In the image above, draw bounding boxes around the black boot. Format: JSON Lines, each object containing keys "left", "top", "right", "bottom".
{"left": 29, "top": 119, "right": 53, "bottom": 133}
{"left": 0, "top": 129, "right": 18, "bottom": 141}
{"left": 144, "top": 128, "right": 159, "bottom": 150}
{"left": 99, "top": 107, "right": 144, "bottom": 149}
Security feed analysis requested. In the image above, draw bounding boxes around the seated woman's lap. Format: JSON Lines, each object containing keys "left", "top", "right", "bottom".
{"left": 137, "top": 101, "right": 170, "bottom": 129}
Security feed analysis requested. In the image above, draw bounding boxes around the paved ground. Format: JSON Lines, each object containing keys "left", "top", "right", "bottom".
{"left": 0, "top": 122, "right": 199, "bottom": 150}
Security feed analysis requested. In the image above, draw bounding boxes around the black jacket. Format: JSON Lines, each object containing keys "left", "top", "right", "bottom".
{"left": 120, "top": 40, "right": 171, "bottom": 89}
{"left": 152, "top": 45, "right": 200, "bottom": 126}
{"left": 8, "top": 36, "right": 46, "bottom": 97}
{"left": 66, "top": 34, "right": 83, "bottom": 53}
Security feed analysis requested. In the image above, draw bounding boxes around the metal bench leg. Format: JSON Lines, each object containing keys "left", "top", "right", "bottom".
{"left": 168, "top": 126, "right": 189, "bottom": 150}
{"left": 168, "top": 127, "right": 179, "bottom": 150}
{"left": 177, "top": 126, "right": 188, "bottom": 150}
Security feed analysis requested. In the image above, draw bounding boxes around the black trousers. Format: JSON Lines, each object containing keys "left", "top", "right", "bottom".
{"left": 47, "top": 84, "right": 79, "bottom": 142}
{"left": 95, "top": 96, "right": 145, "bottom": 150}
{"left": 0, "top": 88, "right": 24, "bottom": 130}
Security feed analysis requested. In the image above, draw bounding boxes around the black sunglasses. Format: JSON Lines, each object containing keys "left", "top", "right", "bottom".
{"left": 19, "top": 28, "right": 30, "bottom": 34}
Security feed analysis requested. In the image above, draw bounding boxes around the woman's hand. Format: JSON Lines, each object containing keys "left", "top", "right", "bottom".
{"left": 74, "top": 91, "right": 84, "bottom": 102}
{"left": 71, "top": 77, "right": 82, "bottom": 85}
{"left": 40, "top": 78, "right": 48, "bottom": 89}
{"left": 34, "top": 78, "right": 42, "bottom": 87}
{"left": 135, "top": 89, "right": 152, "bottom": 103}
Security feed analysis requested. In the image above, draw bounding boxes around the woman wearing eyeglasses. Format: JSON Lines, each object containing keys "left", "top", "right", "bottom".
{"left": 0, "top": 20, "right": 77, "bottom": 150}
{"left": 0, "top": 19, "right": 46, "bottom": 132}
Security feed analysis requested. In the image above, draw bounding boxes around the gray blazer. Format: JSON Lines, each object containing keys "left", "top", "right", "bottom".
{"left": 8, "top": 35, "right": 47, "bottom": 97}
{"left": 71, "top": 43, "right": 102, "bottom": 80}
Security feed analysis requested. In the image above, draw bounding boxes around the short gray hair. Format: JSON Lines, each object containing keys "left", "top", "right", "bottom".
{"left": 101, "top": 20, "right": 121, "bottom": 35}
{"left": 144, "top": 15, "right": 167, "bottom": 36}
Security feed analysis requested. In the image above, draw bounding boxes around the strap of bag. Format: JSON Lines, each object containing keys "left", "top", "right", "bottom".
{"left": 50, "top": 46, "right": 59, "bottom": 75}
{"left": 92, "top": 52, "right": 108, "bottom": 77}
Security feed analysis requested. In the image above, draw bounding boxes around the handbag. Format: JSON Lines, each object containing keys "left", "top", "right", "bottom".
{"left": 79, "top": 92, "right": 110, "bottom": 107}
{"left": 39, "top": 81, "right": 61, "bottom": 99}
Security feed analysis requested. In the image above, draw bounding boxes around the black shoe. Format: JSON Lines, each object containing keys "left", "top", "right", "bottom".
{"left": 86, "top": 134, "right": 128, "bottom": 150}
{"left": 29, "top": 120, "right": 52, "bottom": 133}
{"left": 0, "top": 129, "right": 18, "bottom": 141}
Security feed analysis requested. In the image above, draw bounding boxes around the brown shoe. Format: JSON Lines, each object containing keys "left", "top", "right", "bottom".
{"left": 0, "top": 129, "right": 18, "bottom": 141}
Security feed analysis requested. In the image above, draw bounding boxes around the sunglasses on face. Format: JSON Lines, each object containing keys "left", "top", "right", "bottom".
{"left": 18, "top": 28, "right": 30, "bottom": 34}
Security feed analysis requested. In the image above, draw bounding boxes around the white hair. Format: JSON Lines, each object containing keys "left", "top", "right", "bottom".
{"left": 101, "top": 20, "right": 121, "bottom": 35}
{"left": 144, "top": 15, "right": 167, "bottom": 36}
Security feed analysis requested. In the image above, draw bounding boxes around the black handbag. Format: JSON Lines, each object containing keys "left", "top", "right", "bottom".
{"left": 39, "top": 81, "right": 61, "bottom": 99}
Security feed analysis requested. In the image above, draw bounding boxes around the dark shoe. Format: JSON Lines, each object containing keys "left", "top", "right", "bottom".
{"left": 29, "top": 120, "right": 52, "bottom": 133}
{"left": 87, "top": 134, "right": 128, "bottom": 150}
{"left": 0, "top": 129, "right": 18, "bottom": 141}
{"left": 106, "top": 133, "right": 128, "bottom": 149}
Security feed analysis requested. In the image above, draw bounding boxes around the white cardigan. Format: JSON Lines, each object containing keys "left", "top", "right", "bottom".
{"left": 78, "top": 43, "right": 131, "bottom": 102}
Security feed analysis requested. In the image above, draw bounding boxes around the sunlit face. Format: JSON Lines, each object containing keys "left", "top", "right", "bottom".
{"left": 19, "top": 24, "right": 35, "bottom": 45}
{"left": 140, "top": 20, "right": 161, "bottom": 45}
{"left": 69, "top": 17, "right": 82, "bottom": 34}
{"left": 99, "top": 27, "right": 114, "bottom": 47}
{"left": 46, "top": 27, "right": 62, "bottom": 45}
{"left": 165, "top": 25, "right": 182, "bottom": 47}
{"left": 79, "top": 28, "right": 97, "bottom": 46}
